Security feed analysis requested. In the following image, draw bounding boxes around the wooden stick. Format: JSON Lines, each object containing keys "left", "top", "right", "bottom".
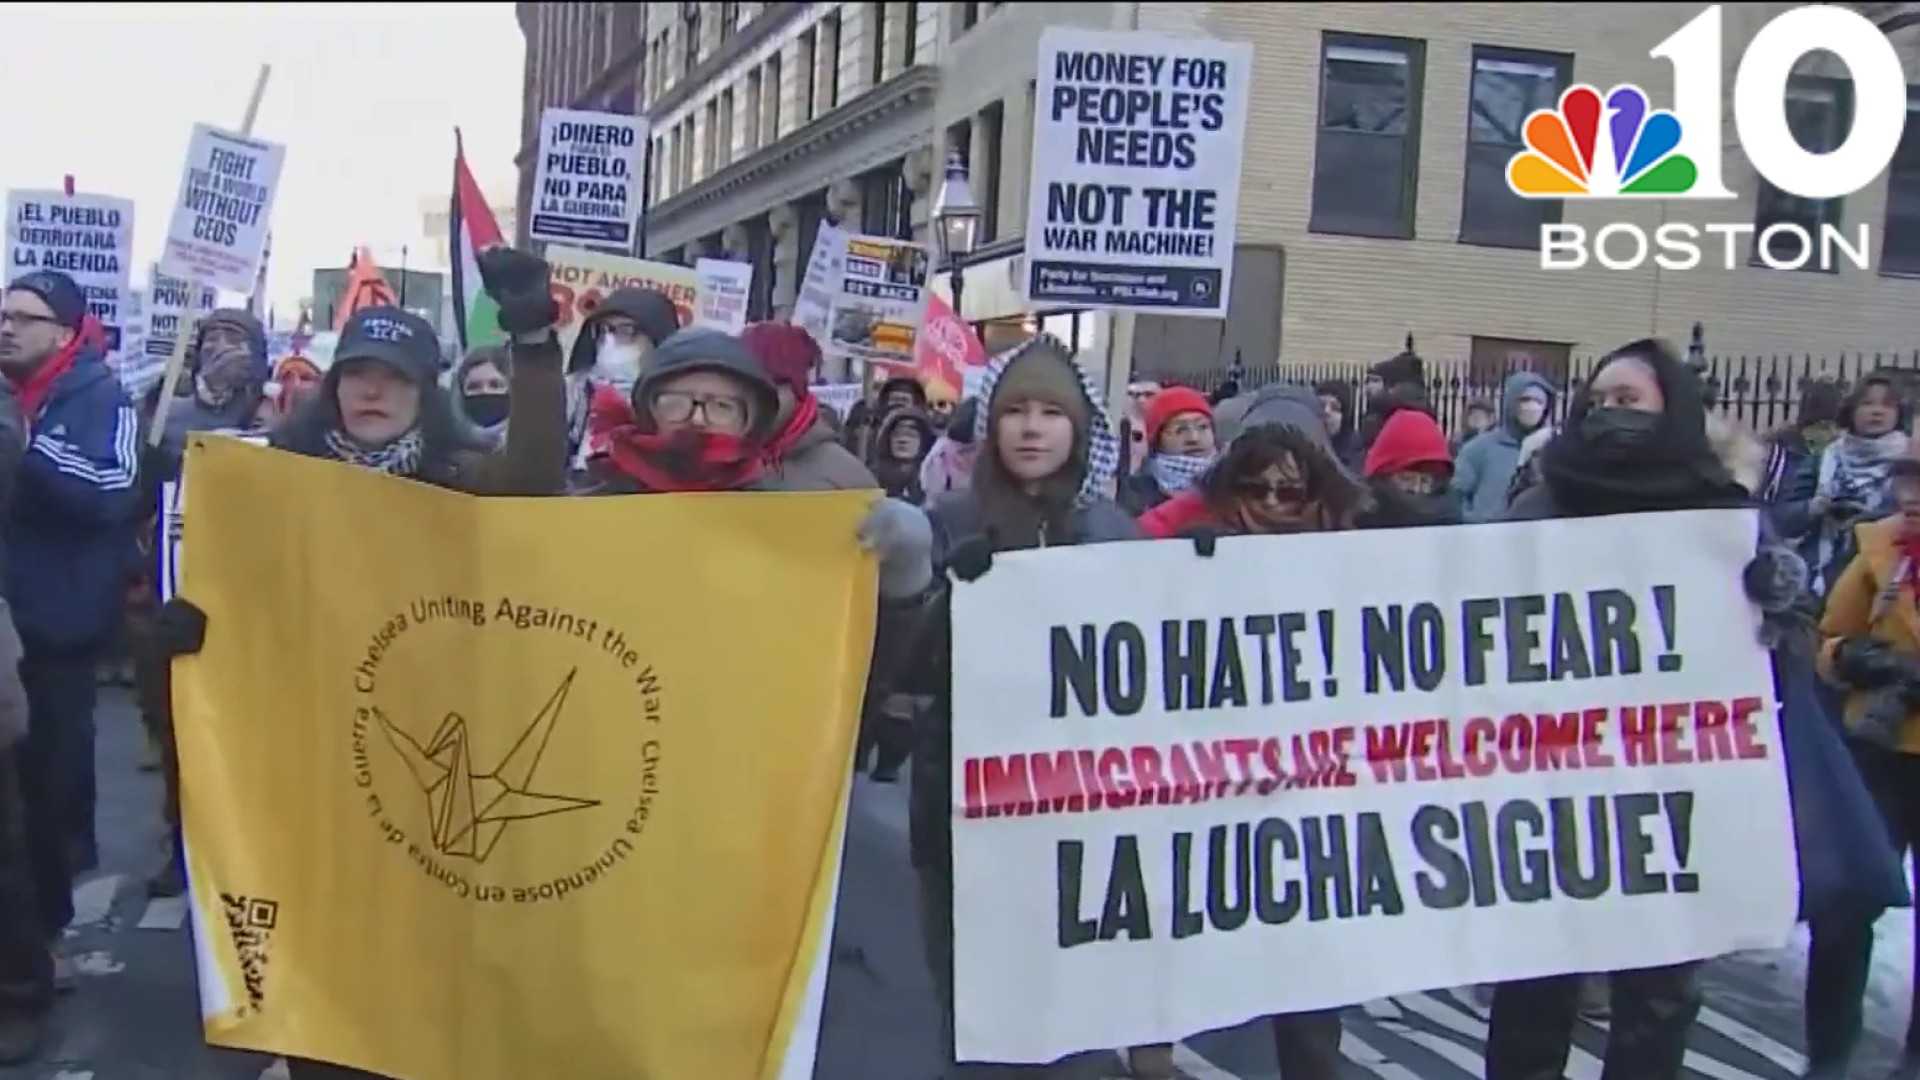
{"left": 148, "top": 63, "right": 273, "bottom": 448}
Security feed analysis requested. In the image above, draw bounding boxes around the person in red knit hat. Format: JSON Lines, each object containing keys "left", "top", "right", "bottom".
{"left": 1121, "top": 385, "right": 1216, "bottom": 513}
{"left": 1356, "top": 408, "right": 1463, "bottom": 529}
{"left": 741, "top": 322, "right": 876, "bottom": 491}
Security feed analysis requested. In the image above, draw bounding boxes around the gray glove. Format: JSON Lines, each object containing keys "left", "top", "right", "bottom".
{"left": 857, "top": 498, "right": 934, "bottom": 599}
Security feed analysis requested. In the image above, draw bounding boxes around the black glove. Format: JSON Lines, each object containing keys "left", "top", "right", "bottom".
{"left": 947, "top": 535, "right": 994, "bottom": 583}
{"left": 1189, "top": 527, "right": 1220, "bottom": 558}
{"left": 477, "top": 247, "right": 559, "bottom": 335}
{"left": 156, "top": 598, "right": 207, "bottom": 658}
{"left": 1835, "top": 637, "right": 1913, "bottom": 689}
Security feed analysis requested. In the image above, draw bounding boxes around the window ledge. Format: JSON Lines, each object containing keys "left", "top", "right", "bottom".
{"left": 1457, "top": 234, "right": 1540, "bottom": 252}
{"left": 1309, "top": 223, "right": 1415, "bottom": 242}
{"left": 1877, "top": 267, "right": 1920, "bottom": 281}
{"left": 1745, "top": 255, "right": 1841, "bottom": 275}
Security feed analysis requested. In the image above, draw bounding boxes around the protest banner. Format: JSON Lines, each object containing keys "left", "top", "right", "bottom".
{"left": 545, "top": 245, "right": 698, "bottom": 356}
{"left": 159, "top": 123, "right": 285, "bottom": 293}
{"left": 812, "top": 382, "right": 864, "bottom": 418}
{"left": 529, "top": 108, "right": 646, "bottom": 248}
{"left": 693, "top": 257, "right": 753, "bottom": 333}
{"left": 1023, "top": 29, "right": 1252, "bottom": 315}
{"left": 948, "top": 510, "right": 1795, "bottom": 1062}
{"left": 828, "top": 234, "right": 928, "bottom": 367}
{"left": 791, "top": 223, "right": 848, "bottom": 346}
{"left": 5, "top": 189, "right": 135, "bottom": 353}
{"left": 173, "top": 436, "right": 876, "bottom": 1079}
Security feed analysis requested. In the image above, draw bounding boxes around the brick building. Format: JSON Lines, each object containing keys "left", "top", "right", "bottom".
{"left": 517, "top": 3, "right": 1920, "bottom": 394}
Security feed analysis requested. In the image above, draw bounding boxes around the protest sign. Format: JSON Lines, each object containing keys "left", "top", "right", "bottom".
{"left": 791, "top": 223, "right": 848, "bottom": 346}
{"left": 812, "top": 383, "right": 864, "bottom": 418}
{"left": 1023, "top": 29, "right": 1252, "bottom": 315}
{"left": 129, "top": 267, "right": 219, "bottom": 399}
{"left": 912, "top": 291, "right": 988, "bottom": 398}
{"left": 948, "top": 510, "right": 1794, "bottom": 1062}
{"left": 545, "top": 246, "right": 698, "bottom": 357}
{"left": 120, "top": 290, "right": 147, "bottom": 370}
{"left": 693, "top": 257, "right": 753, "bottom": 333}
{"left": 175, "top": 436, "right": 876, "bottom": 1080}
{"left": 5, "top": 190, "right": 135, "bottom": 353}
{"left": 530, "top": 108, "right": 646, "bottom": 247}
{"left": 159, "top": 124, "right": 285, "bottom": 293}
{"left": 828, "top": 234, "right": 928, "bottom": 367}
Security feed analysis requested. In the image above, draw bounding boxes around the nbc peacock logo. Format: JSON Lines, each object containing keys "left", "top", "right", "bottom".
{"left": 1506, "top": 85, "right": 1697, "bottom": 199}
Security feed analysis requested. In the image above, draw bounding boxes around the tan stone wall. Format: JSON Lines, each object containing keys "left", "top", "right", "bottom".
{"left": 1171, "top": 1, "right": 1920, "bottom": 367}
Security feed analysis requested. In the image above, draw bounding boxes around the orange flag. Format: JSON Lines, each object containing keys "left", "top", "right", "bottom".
{"left": 333, "top": 246, "right": 398, "bottom": 331}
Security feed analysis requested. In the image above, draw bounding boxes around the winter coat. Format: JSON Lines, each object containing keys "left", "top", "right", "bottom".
{"left": 917, "top": 433, "right": 978, "bottom": 498}
{"left": 1453, "top": 371, "right": 1554, "bottom": 523}
{"left": 868, "top": 408, "right": 933, "bottom": 504}
{"left": 1772, "top": 447, "right": 1894, "bottom": 596}
{"left": 1120, "top": 470, "right": 1171, "bottom": 514}
{"left": 765, "top": 412, "right": 878, "bottom": 491}
{"left": 1137, "top": 489, "right": 1226, "bottom": 539}
{"left": 447, "top": 346, "right": 512, "bottom": 451}
{"left": 273, "top": 335, "right": 568, "bottom": 497}
{"left": 1817, "top": 516, "right": 1920, "bottom": 753}
{"left": 6, "top": 342, "right": 142, "bottom": 652}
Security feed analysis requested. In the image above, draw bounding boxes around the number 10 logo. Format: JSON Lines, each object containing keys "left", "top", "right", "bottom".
{"left": 1508, "top": 4, "right": 1908, "bottom": 201}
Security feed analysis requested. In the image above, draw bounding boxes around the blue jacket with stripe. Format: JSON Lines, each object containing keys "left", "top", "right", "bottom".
{"left": 5, "top": 346, "right": 140, "bottom": 652}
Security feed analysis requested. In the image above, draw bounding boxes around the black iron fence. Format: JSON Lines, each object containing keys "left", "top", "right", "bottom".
{"left": 1135, "top": 350, "right": 1920, "bottom": 438}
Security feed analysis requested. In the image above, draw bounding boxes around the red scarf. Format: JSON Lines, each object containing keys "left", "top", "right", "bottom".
{"left": 10, "top": 318, "right": 94, "bottom": 423}
{"left": 606, "top": 424, "right": 765, "bottom": 492}
{"left": 763, "top": 392, "right": 821, "bottom": 463}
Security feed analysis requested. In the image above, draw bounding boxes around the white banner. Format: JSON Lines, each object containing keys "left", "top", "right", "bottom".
{"left": 530, "top": 108, "right": 646, "bottom": 248}
{"left": 159, "top": 124, "right": 285, "bottom": 293}
{"left": 692, "top": 257, "right": 753, "bottom": 333}
{"left": 792, "top": 223, "right": 848, "bottom": 347}
{"left": 812, "top": 382, "right": 864, "bottom": 418}
{"left": 5, "top": 190, "right": 135, "bottom": 354}
{"left": 949, "top": 511, "right": 1795, "bottom": 1062}
{"left": 1023, "top": 29, "right": 1252, "bottom": 316}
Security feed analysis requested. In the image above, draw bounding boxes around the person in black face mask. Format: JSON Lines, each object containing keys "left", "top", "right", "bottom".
{"left": 449, "top": 345, "right": 512, "bottom": 450}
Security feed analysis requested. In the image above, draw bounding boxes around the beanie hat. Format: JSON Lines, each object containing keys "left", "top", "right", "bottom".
{"left": 739, "top": 322, "right": 821, "bottom": 392}
{"left": 1797, "top": 378, "right": 1843, "bottom": 428}
{"left": 1370, "top": 349, "right": 1425, "bottom": 389}
{"left": 6, "top": 270, "right": 85, "bottom": 330}
{"left": 989, "top": 347, "right": 1091, "bottom": 436}
{"left": 1143, "top": 387, "right": 1212, "bottom": 449}
{"left": 567, "top": 286, "right": 684, "bottom": 374}
{"left": 1364, "top": 409, "right": 1453, "bottom": 478}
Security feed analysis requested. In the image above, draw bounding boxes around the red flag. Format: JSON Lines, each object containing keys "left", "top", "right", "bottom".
{"left": 333, "top": 246, "right": 398, "bottom": 331}
{"left": 911, "top": 291, "right": 988, "bottom": 398}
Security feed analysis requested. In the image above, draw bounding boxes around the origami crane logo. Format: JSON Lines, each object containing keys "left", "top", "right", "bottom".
{"left": 376, "top": 668, "right": 600, "bottom": 863}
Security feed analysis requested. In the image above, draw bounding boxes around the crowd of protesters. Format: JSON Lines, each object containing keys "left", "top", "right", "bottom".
{"left": 0, "top": 248, "right": 1918, "bottom": 1079}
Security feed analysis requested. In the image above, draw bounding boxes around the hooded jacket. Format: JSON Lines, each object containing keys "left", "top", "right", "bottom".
{"left": 869, "top": 408, "right": 933, "bottom": 504}
{"left": 447, "top": 346, "right": 513, "bottom": 451}
{"left": 900, "top": 338, "right": 1138, "bottom": 871}
{"left": 564, "top": 287, "right": 682, "bottom": 375}
{"left": 1453, "top": 371, "right": 1555, "bottom": 523}
{"left": 7, "top": 336, "right": 142, "bottom": 650}
{"left": 1357, "top": 410, "right": 1463, "bottom": 529}
{"left": 153, "top": 308, "right": 270, "bottom": 464}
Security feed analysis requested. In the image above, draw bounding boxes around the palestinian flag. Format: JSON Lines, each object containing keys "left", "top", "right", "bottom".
{"left": 450, "top": 129, "right": 506, "bottom": 351}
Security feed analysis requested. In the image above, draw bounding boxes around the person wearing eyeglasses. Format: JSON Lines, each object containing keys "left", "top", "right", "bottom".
{"left": 568, "top": 287, "right": 682, "bottom": 474}
{"left": 1120, "top": 386, "right": 1215, "bottom": 514}
{"left": 0, "top": 271, "right": 142, "bottom": 1010}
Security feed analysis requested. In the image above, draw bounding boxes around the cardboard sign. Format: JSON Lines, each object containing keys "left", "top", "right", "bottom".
{"left": 692, "top": 258, "right": 753, "bottom": 334}
{"left": 1024, "top": 29, "right": 1252, "bottom": 315}
{"left": 791, "top": 224, "right": 848, "bottom": 347}
{"left": 530, "top": 108, "right": 647, "bottom": 247}
{"left": 949, "top": 510, "right": 1794, "bottom": 1061}
{"left": 5, "top": 190, "right": 135, "bottom": 353}
{"left": 544, "top": 247, "right": 698, "bottom": 356}
{"left": 159, "top": 124, "right": 286, "bottom": 293}
{"left": 827, "top": 234, "right": 928, "bottom": 367}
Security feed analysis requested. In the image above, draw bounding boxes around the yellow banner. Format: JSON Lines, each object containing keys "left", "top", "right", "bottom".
{"left": 173, "top": 437, "right": 877, "bottom": 1080}
{"left": 546, "top": 245, "right": 700, "bottom": 355}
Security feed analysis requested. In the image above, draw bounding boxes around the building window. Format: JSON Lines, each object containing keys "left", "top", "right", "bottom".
{"left": 904, "top": 2, "right": 918, "bottom": 65}
{"left": 1470, "top": 336, "right": 1572, "bottom": 386}
{"left": 959, "top": 2, "right": 978, "bottom": 34}
{"left": 652, "top": 136, "right": 666, "bottom": 202}
{"left": 947, "top": 117, "right": 972, "bottom": 169}
{"left": 720, "top": 1, "right": 738, "bottom": 42}
{"left": 703, "top": 99, "right": 719, "bottom": 175}
{"left": 824, "top": 13, "right": 843, "bottom": 111}
{"left": 800, "top": 30, "right": 818, "bottom": 124}
{"left": 860, "top": 166, "right": 910, "bottom": 237}
{"left": 871, "top": 3, "right": 888, "bottom": 85}
{"left": 1460, "top": 47, "right": 1570, "bottom": 248}
{"left": 979, "top": 100, "right": 1004, "bottom": 242}
{"left": 769, "top": 52, "right": 783, "bottom": 137}
{"left": 1311, "top": 33, "right": 1425, "bottom": 239}
{"left": 683, "top": 3, "right": 702, "bottom": 76}
{"left": 719, "top": 88, "right": 735, "bottom": 167}
{"left": 1883, "top": 89, "right": 1920, "bottom": 276}
{"left": 745, "top": 70, "right": 763, "bottom": 150}
{"left": 1753, "top": 75, "right": 1853, "bottom": 269}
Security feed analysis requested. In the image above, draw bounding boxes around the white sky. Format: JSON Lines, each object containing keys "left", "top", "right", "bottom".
{"left": 0, "top": 2, "right": 524, "bottom": 324}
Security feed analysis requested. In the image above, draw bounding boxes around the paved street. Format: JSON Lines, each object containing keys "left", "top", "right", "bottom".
{"left": 5, "top": 688, "right": 1913, "bottom": 1079}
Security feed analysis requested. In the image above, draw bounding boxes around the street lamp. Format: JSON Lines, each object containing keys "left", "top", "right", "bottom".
{"left": 932, "top": 151, "right": 982, "bottom": 320}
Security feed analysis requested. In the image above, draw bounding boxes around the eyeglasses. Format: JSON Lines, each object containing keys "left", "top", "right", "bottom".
{"left": 1163, "top": 420, "right": 1212, "bottom": 440}
{"left": 0, "top": 311, "right": 61, "bottom": 330}
{"left": 652, "top": 390, "right": 750, "bottom": 432}
{"left": 597, "top": 320, "right": 642, "bottom": 344}
{"left": 1233, "top": 479, "right": 1307, "bottom": 504}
